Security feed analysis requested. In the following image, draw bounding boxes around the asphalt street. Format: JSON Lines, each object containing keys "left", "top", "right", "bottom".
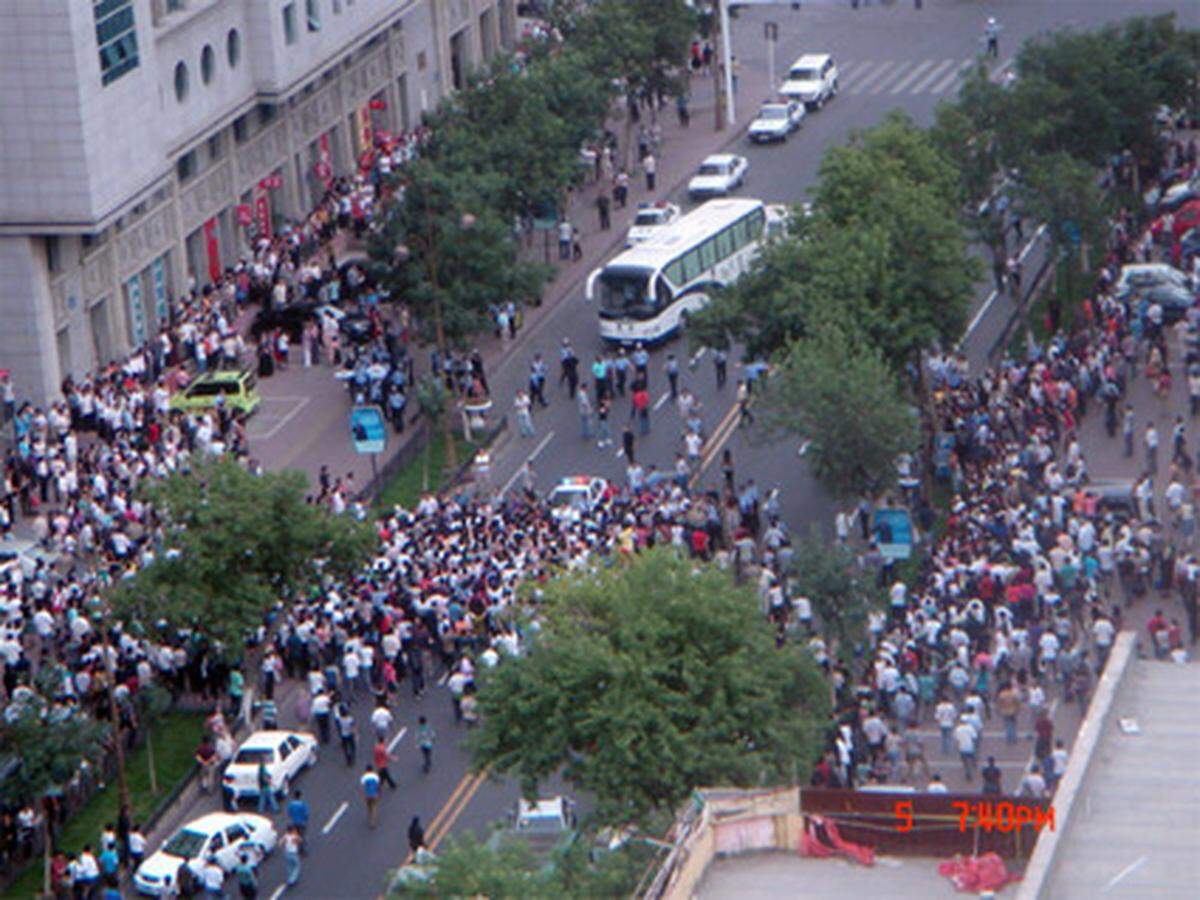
{"left": 139, "top": 2, "right": 1200, "bottom": 897}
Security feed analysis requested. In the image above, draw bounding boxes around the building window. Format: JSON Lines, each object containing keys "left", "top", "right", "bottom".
{"left": 233, "top": 114, "right": 250, "bottom": 143}
{"left": 333, "top": 0, "right": 342, "bottom": 13}
{"left": 166, "top": 0, "right": 186, "bottom": 11}
{"left": 417, "top": 51, "right": 427, "bottom": 72}
{"left": 94, "top": 0, "right": 140, "bottom": 86}
{"left": 283, "top": 3, "right": 297, "bottom": 44}
{"left": 173, "top": 61, "right": 188, "bottom": 101}
{"left": 227, "top": 28, "right": 241, "bottom": 67}
{"left": 176, "top": 150, "right": 196, "bottom": 182}
{"left": 306, "top": 0, "right": 321, "bottom": 32}
{"left": 258, "top": 103, "right": 277, "bottom": 126}
{"left": 200, "top": 44, "right": 214, "bottom": 84}
{"left": 207, "top": 133, "right": 224, "bottom": 162}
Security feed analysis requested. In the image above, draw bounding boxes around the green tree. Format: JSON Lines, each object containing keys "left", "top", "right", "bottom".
{"left": 133, "top": 684, "right": 174, "bottom": 794}
{"left": 434, "top": 50, "right": 611, "bottom": 219}
{"left": 789, "top": 532, "right": 880, "bottom": 656}
{"left": 110, "top": 458, "right": 374, "bottom": 650}
{"left": 371, "top": 163, "right": 547, "bottom": 466}
{"left": 390, "top": 831, "right": 653, "bottom": 898}
{"left": 0, "top": 669, "right": 108, "bottom": 897}
{"left": 469, "top": 549, "right": 830, "bottom": 827}
{"left": 755, "top": 326, "right": 917, "bottom": 501}
{"left": 692, "top": 113, "right": 977, "bottom": 368}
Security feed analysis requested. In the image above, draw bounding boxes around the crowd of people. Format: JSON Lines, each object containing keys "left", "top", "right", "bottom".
{"left": 809, "top": 133, "right": 1200, "bottom": 799}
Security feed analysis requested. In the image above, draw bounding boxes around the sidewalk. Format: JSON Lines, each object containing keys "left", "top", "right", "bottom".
{"left": 247, "top": 64, "right": 772, "bottom": 494}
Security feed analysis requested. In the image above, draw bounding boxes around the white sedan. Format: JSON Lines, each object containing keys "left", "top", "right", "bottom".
{"left": 626, "top": 202, "right": 681, "bottom": 246}
{"left": 747, "top": 101, "right": 805, "bottom": 143}
{"left": 687, "top": 154, "right": 749, "bottom": 199}
{"left": 222, "top": 730, "right": 317, "bottom": 804}
{"left": 133, "top": 812, "right": 276, "bottom": 896}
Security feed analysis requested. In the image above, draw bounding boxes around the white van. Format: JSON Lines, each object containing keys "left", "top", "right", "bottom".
{"left": 780, "top": 53, "right": 839, "bottom": 109}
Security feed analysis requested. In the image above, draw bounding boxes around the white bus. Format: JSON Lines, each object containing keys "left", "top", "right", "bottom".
{"left": 586, "top": 198, "right": 784, "bottom": 344}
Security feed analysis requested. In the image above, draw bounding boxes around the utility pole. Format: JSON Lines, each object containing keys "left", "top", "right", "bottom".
{"left": 764, "top": 20, "right": 779, "bottom": 90}
{"left": 712, "top": 1, "right": 725, "bottom": 131}
{"left": 719, "top": 0, "right": 736, "bottom": 128}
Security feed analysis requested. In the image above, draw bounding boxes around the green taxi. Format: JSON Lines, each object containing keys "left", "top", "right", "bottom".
{"left": 169, "top": 370, "right": 262, "bottom": 415}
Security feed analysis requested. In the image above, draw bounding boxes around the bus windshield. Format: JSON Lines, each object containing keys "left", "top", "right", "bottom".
{"left": 597, "top": 267, "right": 654, "bottom": 313}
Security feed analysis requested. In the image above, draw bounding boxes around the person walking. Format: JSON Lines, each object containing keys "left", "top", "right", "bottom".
{"left": 256, "top": 761, "right": 279, "bottom": 813}
{"left": 416, "top": 716, "right": 436, "bottom": 774}
{"left": 234, "top": 853, "right": 259, "bottom": 900}
{"left": 577, "top": 384, "right": 595, "bottom": 440}
{"left": 557, "top": 218, "right": 572, "bottom": 260}
{"left": 954, "top": 715, "right": 978, "bottom": 781}
{"left": 596, "top": 397, "right": 613, "bottom": 448}
{"left": 664, "top": 354, "right": 680, "bottom": 399}
{"left": 361, "top": 766, "right": 382, "bottom": 828}
{"left": 559, "top": 339, "right": 579, "bottom": 397}
{"left": 622, "top": 422, "right": 636, "bottom": 462}
{"left": 934, "top": 697, "right": 957, "bottom": 756}
{"left": 981, "top": 757, "right": 1002, "bottom": 796}
{"left": 1123, "top": 405, "right": 1135, "bottom": 457}
{"left": 632, "top": 384, "right": 651, "bottom": 436}
{"left": 596, "top": 193, "right": 611, "bottom": 231}
{"left": 282, "top": 827, "right": 303, "bottom": 888}
{"left": 529, "top": 355, "right": 549, "bottom": 407}
{"left": 311, "top": 690, "right": 332, "bottom": 744}
{"left": 370, "top": 701, "right": 394, "bottom": 743}
{"left": 514, "top": 390, "right": 534, "bottom": 438}
{"left": 286, "top": 790, "right": 309, "bottom": 853}
{"left": 643, "top": 152, "right": 657, "bottom": 192}
{"left": 613, "top": 170, "right": 629, "bottom": 208}
{"left": 1145, "top": 422, "right": 1159, "bottom": 475}
{"left": 335, "top": 704, "right": 357, "bottom": 766}
{"left": 374, "top": 739, "right": 399, "bottom": 790}
{"left": 713, "top": 348, "right": 727, "bottom": 389}
{"left": 408, "top": 817, "right": 426, "bottom": 855}
{"left": 996, "top": 682, "right": 1020, "bottom": 745}
{"left": 984, "top": 17, "right": 1000, "bottom": 58}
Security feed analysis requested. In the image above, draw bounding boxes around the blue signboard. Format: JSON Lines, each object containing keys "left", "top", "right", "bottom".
{"left": 350, "top": 405, "right": 387, "bottom": 455}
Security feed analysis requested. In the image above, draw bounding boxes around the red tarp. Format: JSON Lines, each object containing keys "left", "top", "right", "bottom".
{"left": 937, "top": 853, "right": 1021, "bottom": 893}
{"left": 800, "top": 815, "right": 876, "bottom": 866}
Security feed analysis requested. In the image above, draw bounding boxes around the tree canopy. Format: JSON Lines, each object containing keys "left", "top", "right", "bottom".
{"left": 755, "top": 325, "right": 918, "bottom": 501}
{"left": 469, "top": 549, "right": 830, "bottom": 827}
{"left": 110, "top": 458, "right": 374, "bottom": 651}
{"left": 692, "top": 112, "right": 977, "bottom": 368}
{"left": 789, "top": 532, "right": 880, "bottom": 654}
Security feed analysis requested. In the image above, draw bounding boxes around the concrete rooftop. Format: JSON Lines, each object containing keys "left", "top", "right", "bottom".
{"left": 697, "top": 851, "right": 972, "bottom": 899}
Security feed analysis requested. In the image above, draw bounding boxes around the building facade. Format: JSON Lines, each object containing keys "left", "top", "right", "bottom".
{"left": 0, "top": 0, "right": 516, "bottom": 403}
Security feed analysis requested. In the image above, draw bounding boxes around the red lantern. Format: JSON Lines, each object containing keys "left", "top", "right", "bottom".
{"left": 369, "top": 97, "right": 388, "bottom": 111}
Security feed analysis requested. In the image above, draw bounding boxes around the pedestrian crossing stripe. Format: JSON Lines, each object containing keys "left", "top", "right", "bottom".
{"left": 836, "top": 58, "right": 977, "bottom": 96}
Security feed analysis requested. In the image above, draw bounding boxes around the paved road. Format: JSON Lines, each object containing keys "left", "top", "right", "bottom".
{"left": 140, "top": 2, "right": 1199, "bottom": 897}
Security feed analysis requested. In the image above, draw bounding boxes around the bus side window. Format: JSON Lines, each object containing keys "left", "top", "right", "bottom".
{"left": 731, "top": 218, "right": 748, "bottom": 249}
{"left": 715, "top": 227, "right": 733, "bottom": 259}
{"left": 682, "top": 249, "right": 701, "bottom": 282}
{"left": 699, "top": 238, "right": 716, "bottom": 269}
{"left": 655, "top": 276, "right": 672, "bottom": 309}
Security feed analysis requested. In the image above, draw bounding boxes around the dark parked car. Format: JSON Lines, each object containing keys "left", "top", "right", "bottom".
{"left": 250, "top": 302, "right": 374, "bottom": 345}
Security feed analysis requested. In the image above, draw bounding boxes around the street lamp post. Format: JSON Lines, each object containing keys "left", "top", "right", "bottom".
{"left": 764, "top": 20, "right": 779, "bottom": 90}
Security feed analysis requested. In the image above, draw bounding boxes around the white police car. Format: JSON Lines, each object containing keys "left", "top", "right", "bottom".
{"left": 687, "top": 154, "right": 749, "bottom": 199}
{"left": 133, "top": 813, "right": 276, "bottom": 896}
{"left": 547, "top": 476, "right": 609, "bottom": 523}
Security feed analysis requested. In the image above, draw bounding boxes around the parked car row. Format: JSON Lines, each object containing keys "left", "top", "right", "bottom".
{"left": 133, "top": 730, "right": 317, "bottom": 896}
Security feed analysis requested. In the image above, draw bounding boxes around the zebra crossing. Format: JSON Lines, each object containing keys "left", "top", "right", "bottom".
{"left": 836, "top": 57, "right": 978, "bottom": 97}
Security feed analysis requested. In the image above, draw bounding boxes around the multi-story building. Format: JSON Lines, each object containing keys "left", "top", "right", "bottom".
{"left": 0, "top": 0, "right": 516, "bottom": 403}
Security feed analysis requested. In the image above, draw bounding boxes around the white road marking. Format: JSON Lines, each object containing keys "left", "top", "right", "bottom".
{"left": 268, "top": 884, "right": 287, "bottom": 900}
{"left": 653, "top": 392, "right": 671, "bottom": 411}
{"left": 850, "top": 61, "right": 900, "bottom": 94}
{"left": 249, "top": 396, "right": 311, "bottom": 441}
{"left": 890, "top": 60, "right": 936, "bottom": 94}
{"left": 500, "top": 430, "right": 555, "bottom": 495}
{"left": 1102, "top": 856, "right": 1149, "bottom": 892}
{"left": 387, "top": 726, "right": 409, "bottom": 752}
{"left": 321, "top": 801, "right": 349, "bottom": 835}
{"left": 870, "top": 64, "right": 909, "bottom": 95}
{"left": 910, "top": 59, "right": 956, "bottom": 94}
{"left": 689, "top": 347, "right": 707, "bottom": 366}
{"left": 929, "top": 58, "right": 974, "bottom": 95}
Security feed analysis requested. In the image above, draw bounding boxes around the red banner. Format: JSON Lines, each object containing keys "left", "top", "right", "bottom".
{"left": 254, "top": 193, "right": 272, "bottom": 242}
{"left": 235, "top": 204, "right": 253, "bottom": 227}
{"left": 369, "top": 97, "right": 388, "bottom": 111}
{"left": 317, "top": 132, "right": 334, "bottom": 189}
{"left": 202, "top": 217, "right": 221, "bottom": 283}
